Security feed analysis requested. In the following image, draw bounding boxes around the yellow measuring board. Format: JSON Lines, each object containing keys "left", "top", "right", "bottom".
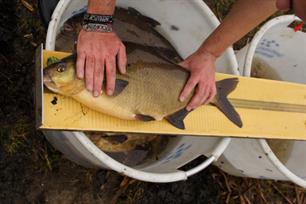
{"left": 35, "top": 48, "right": 306, "bottom": 140}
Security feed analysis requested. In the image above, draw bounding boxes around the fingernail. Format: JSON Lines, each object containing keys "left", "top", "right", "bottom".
{"left": 93, "top": 91, "right": 99, "bottom": 97}
{"left": 186, "top": 106, "right": 191, "bottom": 111}
{"left": 180, "top": 96, "right": 185, "bottom": 102}
{"left": 107, "top": 89, "right": 113, "bottom": 95}
{"left": 87, "top": 86, "right": 92, "bottom": 92}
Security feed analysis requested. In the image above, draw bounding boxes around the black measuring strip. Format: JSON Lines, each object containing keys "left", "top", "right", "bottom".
{"left": 230, "top": 98, "right": 306, "bottom": 113}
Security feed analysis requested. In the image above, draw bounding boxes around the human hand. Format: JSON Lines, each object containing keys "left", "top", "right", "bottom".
{"left": 76, "top": 30, "right": 127, "bottom": 97}
{"left": 179, "top": 50, "right": 217, "bottom": 111}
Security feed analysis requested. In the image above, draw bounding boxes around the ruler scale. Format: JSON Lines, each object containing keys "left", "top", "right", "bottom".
{"left": 230, "top": 99, "right": 306, "bottom": 113}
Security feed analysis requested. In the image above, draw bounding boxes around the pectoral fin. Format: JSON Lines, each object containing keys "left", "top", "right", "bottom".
{"left": 214, "top": 78, "right": 243, "bottom": 128}
{"left": 135, "top": 114, "right": 155, "bottom": 121}
{"left": 113, "top": 79, "right": 129, "bottom": 96}
{"left": 166, "top": 108, "right": 190, "bottom": 130}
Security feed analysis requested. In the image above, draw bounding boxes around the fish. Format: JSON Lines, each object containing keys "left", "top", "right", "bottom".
{"left": 43, "top": 42, "right": 242, "bottom": 129}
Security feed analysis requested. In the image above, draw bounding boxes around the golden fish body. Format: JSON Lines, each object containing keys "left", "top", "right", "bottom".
{"left": 78, "top": 65, "right": 187, "bottom": 121}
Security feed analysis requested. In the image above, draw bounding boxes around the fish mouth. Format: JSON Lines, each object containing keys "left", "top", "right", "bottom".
{"left": 43, "top": 71, "right": 58, "bottom": 93}
{"left": 43, "top": 71, "right": 53, "bottom": 83}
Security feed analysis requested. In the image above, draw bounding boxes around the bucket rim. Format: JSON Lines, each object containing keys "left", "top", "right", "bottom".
{"left": 75, "top": 131, "right": 231, "bottom": 183}
{"left": 259, "top": 139, "right": 306, "bottom": 188}
{"left": 46, "top": 0, "right": 71, "bottom": 50}
{"left": 240, "top": 14, "right": 306, "bottom": 188}
{"left": 242, "top": 15, "right": 301, "bottom": 77}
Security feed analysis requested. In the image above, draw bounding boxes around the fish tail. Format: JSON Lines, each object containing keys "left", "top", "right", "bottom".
{"left": 214, "top": 78, "right": 243, "bottom": 128}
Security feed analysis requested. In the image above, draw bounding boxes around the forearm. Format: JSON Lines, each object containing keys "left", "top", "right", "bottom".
{"left": 87, "top": 0, "right": 116, "bottom": 15}
{"left": 200, "top": 0, "right": 278, "bottom": 57}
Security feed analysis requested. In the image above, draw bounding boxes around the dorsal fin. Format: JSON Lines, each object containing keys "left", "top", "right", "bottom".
{"left": 216, "top": 78, "right": 239, "bottom": 96}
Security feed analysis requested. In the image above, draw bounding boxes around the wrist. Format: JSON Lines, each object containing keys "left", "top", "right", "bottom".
{"left": 196, "top": 47, "right": 218, "bottom": 62}
{"left": 87, "top": 0, "right": 115, "bottom": 15}
{"left": 82, "top": 23, "right": 113, "bottom": 33}
{"left": 82, "top": 13, "right": 114, "bottom": 33}
{"left": 84, "top": 13, "right": 113, "bottom": 24}
{"left": 198, "top": 41, "right": 224, "bottom": 59}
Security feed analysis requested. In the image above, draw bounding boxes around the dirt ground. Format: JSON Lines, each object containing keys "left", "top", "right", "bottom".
{"left": 0, "top": 0, "right": 305, "bottom": 203}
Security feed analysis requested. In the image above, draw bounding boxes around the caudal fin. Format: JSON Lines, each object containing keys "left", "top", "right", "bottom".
{"left": 213, "top": 78, "right": 243, "bottom": 128}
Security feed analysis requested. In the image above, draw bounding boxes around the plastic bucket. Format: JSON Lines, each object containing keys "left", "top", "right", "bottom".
{"left": 216, "top": 15, "right": 306, "bottom": 188}
{"left": 44, "top": 0, "right": 239, "bottom": 183}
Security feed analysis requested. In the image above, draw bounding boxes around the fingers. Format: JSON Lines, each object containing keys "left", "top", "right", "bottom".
{"left": 93, "top": 57, "right": 104, "bottom": 97}
{"left": 105, "top": 57, "right": 116, "bottom": 95}
{"left": 76, "top": 52, "right": 86, "bottom": 79}
{"left": 77, "top": 31, "right": 128, "bottom": 97}
{"left": 82, "top": 51, "right": 123, "bottom": 97}
{"left": 186, "top": 83, "right": 208, "bottom": 111}
{"left": 117, "top": 44, "right": 127, "bottom": 74}
{"left": 205, "top": 85, "right": 217, "bottom": 105}
{"left": 85, "top": 55, "right": 95, "bottom": 92}
{"left": 179, "top": 75, "right": 198, "bottom": 102}
{"left": 186, "top": 82, "right": 217, "bottom": 111}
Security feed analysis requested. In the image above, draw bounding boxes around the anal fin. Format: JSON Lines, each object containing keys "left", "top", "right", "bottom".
{"left": 166, "top": 108, "right": 190, "bottom": 130}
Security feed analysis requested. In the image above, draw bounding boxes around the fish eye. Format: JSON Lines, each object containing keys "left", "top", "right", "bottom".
{"left": 57, "top": 63, "right": 66, "bottom": 72}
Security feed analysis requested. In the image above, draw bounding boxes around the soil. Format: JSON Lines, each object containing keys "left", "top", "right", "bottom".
{"left": 0, "top": 0, "right": 305, "bottom": 204}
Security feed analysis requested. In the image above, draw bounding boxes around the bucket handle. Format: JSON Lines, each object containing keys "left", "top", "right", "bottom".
{"left": 77, "top": 134, "right": 231, "bottom": 183}
{"left": 259, "top": 139, "right": 306, "bottom": 188}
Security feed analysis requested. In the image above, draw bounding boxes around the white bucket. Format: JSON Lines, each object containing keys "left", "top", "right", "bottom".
{"left": 216, "top": 15, "right": 306, "bottom": 188}
{"left": 44, "top": 0, "right": 239, "bottom": 183}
